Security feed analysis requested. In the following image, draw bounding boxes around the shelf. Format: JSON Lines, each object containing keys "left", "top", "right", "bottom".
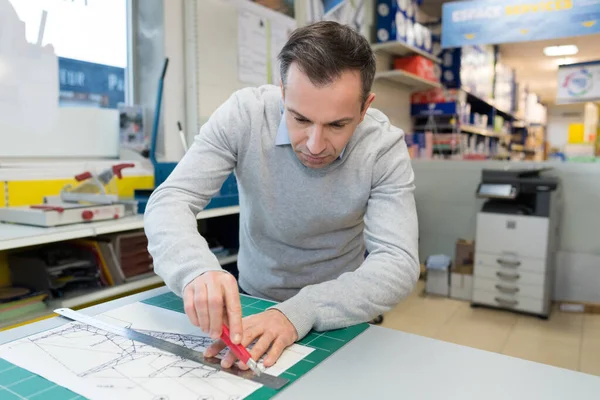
{"left": 413, "top": 123, "right": 506, "bottom": 139}
{"left": 0, "top": 205, "right": 241, "bottom": 251}
{"left": 0, "top": 254, "right": 240, "bottom": 330}
{"left": 510, "top": 144, "right": 537, "bottom": 154}
{"left": 58, "top": 274, "right": 165, "bottom": 308}
{"left": 371, "top": 41, "right": 441, "bottom": 64}
{"left": 460, "top": 125, "right": 505, "bottom": 138}
{"left": 375, "top": 70, "right": 442, "bottom": 92}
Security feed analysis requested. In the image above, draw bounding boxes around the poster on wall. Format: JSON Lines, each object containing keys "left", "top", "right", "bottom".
{"left": 235, "top": 0, "right": 296, "bottom": 85}
{"left": 306, "top": 0, "right": 366, "bottom": 35}
{"left": 556, "top": 61, "right": 600, "bottom": 104}
{"left": 442, "top": 0, "right": 600, "bottom": 48}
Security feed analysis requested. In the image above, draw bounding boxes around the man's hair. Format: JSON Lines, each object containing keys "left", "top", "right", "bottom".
{"left": 278, "top": 21, "right": 376, "bottom": 106}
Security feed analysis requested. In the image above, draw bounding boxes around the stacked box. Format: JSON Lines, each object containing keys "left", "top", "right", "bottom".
{"left": 376, "top": 0, "right": 406, "bottom": 43}
{"left": 494, "top": 62, "right": 516, "bottom": 113}
{"left": 377, "top": 0, "right": 426, "bottom": 49}
{"left": 394, "top": 56, "right": 437, "bottom": 82}
{"left": 439, "top": 45, "right": 495, "bottom": 102}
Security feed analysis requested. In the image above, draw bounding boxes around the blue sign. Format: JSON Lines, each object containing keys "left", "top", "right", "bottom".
{"left": 442, "top": 0, "right": 600, "bottom": 48}
{"left": 58, "top": 57, "right": 125, "bottom": 108}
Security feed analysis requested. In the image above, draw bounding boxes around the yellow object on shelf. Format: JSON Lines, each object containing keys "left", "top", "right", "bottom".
{"left": 5, "top": 175, "right": 154, "bottom": 207}
{"left": 568, "top": 123, "right": 585, "bottom": 144}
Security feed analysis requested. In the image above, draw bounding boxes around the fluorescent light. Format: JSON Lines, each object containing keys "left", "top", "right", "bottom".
{"left": 543, "top": 45, "right": 578, "bottom": 57}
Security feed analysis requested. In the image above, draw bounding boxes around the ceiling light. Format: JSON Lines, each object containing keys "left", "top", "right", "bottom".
{"left": 543, "top": 45, "right": 578, "bottom": 57}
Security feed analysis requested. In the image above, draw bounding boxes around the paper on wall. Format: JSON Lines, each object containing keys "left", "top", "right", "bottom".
{"left": 269, "top": 20, "right": 294, "bottom": 85}
{"left": 237, "top": 9, "right": 269, "bottom": 85}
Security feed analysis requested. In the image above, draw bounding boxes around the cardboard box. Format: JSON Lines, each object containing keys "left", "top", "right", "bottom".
{"left": 394, "top": 56, "right": 437, "bottom": 82}
{"left": 455, "top": 239, "right": 474, "bottom": 269}
{"left": 450, "top": 240, "right": 474, "bottom": 301}
{"left": 450, "top": 271, "right": 473, "bottom": 301}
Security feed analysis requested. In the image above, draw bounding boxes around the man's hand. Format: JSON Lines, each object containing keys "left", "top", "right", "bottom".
{"left": 205, "top": 309, "right": 298, "bottom": 370}
{"left": 183, "top": 271, "right": 243, "bottom": 344}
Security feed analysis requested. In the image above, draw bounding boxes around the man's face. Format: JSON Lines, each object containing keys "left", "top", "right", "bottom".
{"left": 281, "top": 63, "right": 375, "bottom": 168}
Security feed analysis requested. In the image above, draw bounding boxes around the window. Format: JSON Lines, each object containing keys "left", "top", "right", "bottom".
{"left": 8, "top": 0, "right": 128, "bottom": 109}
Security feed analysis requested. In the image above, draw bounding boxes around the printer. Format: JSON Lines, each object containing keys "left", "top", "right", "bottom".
{"left": 472, "top": 167, "right": 561, "bottom": 318}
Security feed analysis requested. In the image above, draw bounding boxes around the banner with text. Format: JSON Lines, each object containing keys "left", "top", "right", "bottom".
{"left": 557, "top": 61, "right": 600, "bottom": 103}
{"left": 442, "top": 0, "right": 600, "bottom": 48}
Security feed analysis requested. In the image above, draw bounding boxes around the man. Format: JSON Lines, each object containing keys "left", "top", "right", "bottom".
{"left": 144, "top": 21, "right": 419, "bottom": 372}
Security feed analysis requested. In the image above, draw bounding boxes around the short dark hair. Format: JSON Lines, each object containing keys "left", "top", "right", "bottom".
{"left": 278, "top": 21, "right": 376, "bottom": 106}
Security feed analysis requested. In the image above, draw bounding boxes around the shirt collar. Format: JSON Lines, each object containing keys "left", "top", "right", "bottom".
{"left": 276, "top": 102, "right": 346, "bottom": 159}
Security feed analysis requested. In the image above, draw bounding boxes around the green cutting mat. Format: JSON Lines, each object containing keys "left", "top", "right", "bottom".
{"left": 0, "top": 293, "right": 369, "bottom": 400}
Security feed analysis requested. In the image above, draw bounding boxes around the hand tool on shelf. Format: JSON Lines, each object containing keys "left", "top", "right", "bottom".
{"left": 0, "top": 163, "right": 138, "bottom": 227}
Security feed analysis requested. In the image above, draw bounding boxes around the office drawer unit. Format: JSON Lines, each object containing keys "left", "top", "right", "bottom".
{"left": 472, "top": 289, "right": 546, "bottom": 315}
{"left": 475, "top": 252, "right": 547, "bottom": 275}
{"left": 474, "top": 262, "right": 546, "bottom": 286}
{"left": 472, "top": 168, "right": 561, "bottom": 318}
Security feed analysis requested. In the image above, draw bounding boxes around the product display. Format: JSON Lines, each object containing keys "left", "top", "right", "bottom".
{"left": 375, "top": 0, "right": 433, "bottom": 55}
{"left": 394, "top": 55, "right": 437, "bottom": 82}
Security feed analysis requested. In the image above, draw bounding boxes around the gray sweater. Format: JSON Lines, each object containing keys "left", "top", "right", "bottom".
{"left": 144, "top": 85, "right": 420, "bottom": 340}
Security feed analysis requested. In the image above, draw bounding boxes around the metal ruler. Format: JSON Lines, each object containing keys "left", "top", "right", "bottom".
{"left": 54, "top": 308, "right": 290, "bottom": 390}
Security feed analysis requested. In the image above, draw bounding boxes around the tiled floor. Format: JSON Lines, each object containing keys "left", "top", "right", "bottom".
{"left": 382, "top": 281, "right": 600, "bottom": 376}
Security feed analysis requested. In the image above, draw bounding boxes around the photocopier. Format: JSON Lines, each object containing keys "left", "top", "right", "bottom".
{"left": 472, "top": 167, "right": 561, "bottom": 318}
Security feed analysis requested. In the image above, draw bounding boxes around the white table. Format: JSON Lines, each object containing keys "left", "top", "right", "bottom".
{"left": 2, "top": 287, "right": 599, "bottom": 399}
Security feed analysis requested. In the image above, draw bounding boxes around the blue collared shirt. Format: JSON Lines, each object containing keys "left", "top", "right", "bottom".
{"left": 275, "top": 104, "right": 346, "bottom": 159}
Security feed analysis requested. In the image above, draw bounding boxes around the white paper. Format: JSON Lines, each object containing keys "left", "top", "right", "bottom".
{"left": 0, "top": 302, "right": 313, "bottom": 400}
{"left": 237, "top": 9, "right": 268, "bottom": 85}
{"left": 269, "top": 20, "right": 294, "bottom": 85}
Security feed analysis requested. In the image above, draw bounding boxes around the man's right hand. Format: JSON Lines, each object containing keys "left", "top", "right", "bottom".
{"left": 183, "top": 271, "right": 243, "bottom": 344}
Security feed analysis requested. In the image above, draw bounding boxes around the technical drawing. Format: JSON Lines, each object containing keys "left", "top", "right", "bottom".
{"left": 30, "top": 322, "right": 222, "bottom": 380}
{"left": 0, "top": 302, "right": 314, "bottom": 400}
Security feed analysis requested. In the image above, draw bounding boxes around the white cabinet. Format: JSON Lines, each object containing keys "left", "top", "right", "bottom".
{"left": 472, "top": 212, "right": 553, "bottom": 317}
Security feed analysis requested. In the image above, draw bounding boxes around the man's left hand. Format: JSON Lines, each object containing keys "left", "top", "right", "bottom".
{"left": 204, "top": 309, "right": 298, "bottom": 370}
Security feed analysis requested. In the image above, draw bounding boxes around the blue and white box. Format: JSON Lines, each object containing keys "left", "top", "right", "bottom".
{"left": 405, "top": 19, "right": 416, "bottom": 47}
{"left": 376, "top": 0, "right": 395, "bottom": 43}
{"left": 397, "top": 0, "right": 410, "bottom": 13}
{"left": 414, "top": 23, "right": 424, "bottom": 49}
{"left": 395, "top": 9, "right": 408, "bottom": 41}
{"left": 423, "top": 26, "right": 433, "bottom": 54}
{"left": 407, "top": 0, "right": 416, "bottom": 22}
{"left": 377, "top": 0, "right": 414, "bottom": 43}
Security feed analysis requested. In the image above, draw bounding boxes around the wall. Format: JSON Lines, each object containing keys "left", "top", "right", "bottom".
{"left": 190, "top": 0, "right": 412, "bottom": 136}
{"left": 546, "top": 103, "right": 585, "bottom": 150}
{"left": 412, "top": 160, "right": 600, "bottom": 303}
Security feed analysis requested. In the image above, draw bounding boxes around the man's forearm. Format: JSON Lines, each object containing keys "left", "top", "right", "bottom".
{"left": 272, "top": 252, "right": 419, "bottom": 339}
{"left": 144, "top": 187, "right": 225, "bottom": 295}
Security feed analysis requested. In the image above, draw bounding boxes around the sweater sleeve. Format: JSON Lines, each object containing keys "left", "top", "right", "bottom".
{"left": 144, "top": 90, "right": 249, "bottom": 296}
{"left": 273, "top": 126, "right": 420, "bottom": 339}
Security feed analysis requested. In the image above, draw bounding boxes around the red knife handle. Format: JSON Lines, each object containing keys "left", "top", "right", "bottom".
{"left": 220, "top": 325, "right": 251, "bottom": 364}
{"left": 75, "top": 171, "right": 92, "bottom": 182}
{"left": 112, "top": 163, "right": 135, "bottom": 179}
